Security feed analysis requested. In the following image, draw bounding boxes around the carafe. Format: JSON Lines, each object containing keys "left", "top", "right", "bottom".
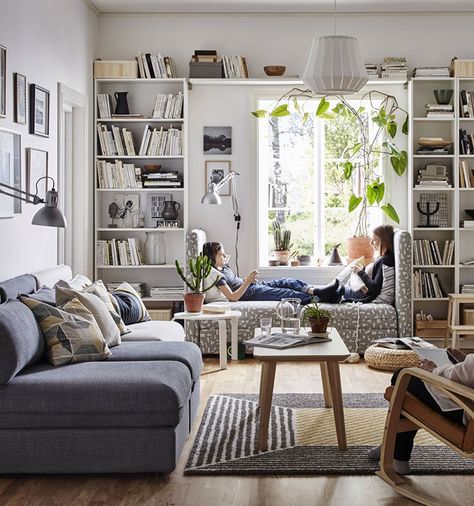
{"left": 275, "top": 298, "right": 301, "bottom": 334}
{"left": 161, "top": 200, "right": 181, "bottom": 221}
{"left": 144, "top": 231, "right": 166, "bottom": 265}
{"left": 114, "top": 91, "right": 130, "bottom": 115}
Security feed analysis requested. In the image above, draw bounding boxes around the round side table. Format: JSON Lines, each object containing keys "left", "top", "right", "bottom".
{"left": 173, "top": 311, "right": 242, "bottom": 370}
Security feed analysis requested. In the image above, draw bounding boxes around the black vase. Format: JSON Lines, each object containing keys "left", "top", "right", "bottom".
{"left": 161, "top": 201, "right": 181, "bottom": 221}
{"left": 114, "top": 91, "right": 129, "bottom": 115}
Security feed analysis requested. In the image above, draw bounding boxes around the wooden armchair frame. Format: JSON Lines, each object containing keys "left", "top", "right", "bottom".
{"left": 377, "top": 367, "right": 474, "bottom": 506}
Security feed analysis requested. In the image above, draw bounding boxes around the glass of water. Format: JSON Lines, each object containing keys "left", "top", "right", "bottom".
{"left": 260, "top": 317, "right": 272, "bottom": 336}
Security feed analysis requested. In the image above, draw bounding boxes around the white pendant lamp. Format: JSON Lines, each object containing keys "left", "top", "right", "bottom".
{"left": 302, "top": 1, "right": 368, "bottom": 95}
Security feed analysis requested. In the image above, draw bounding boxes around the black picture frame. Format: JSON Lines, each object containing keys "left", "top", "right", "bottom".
{"left": 203, "top": 126, "right": 232, "bottom": 154}
{"left": 29, "top": 83, "right": 50, "bottom": 137}
{"left": 14, "top": 73, "right": 26, "bottom": 124}
{"left": 0, "top": 45, "right": 6, "bottom": 118}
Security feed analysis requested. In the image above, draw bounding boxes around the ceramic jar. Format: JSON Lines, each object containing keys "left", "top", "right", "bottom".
{"left": 144, "top": 231, "right": 166, "bottom": 264}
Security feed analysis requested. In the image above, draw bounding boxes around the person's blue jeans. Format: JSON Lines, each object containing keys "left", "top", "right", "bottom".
{"left": 241, "top": 278, "right": 312, "bottom": 304}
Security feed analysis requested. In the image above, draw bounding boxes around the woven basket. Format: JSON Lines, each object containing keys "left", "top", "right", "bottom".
{"left": 364, "top": 345, "right": 419, "bottom": 371}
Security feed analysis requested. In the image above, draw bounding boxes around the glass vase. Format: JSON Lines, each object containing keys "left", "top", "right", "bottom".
{"left": 144, "top": 231, "right": 166, "bottom": 265}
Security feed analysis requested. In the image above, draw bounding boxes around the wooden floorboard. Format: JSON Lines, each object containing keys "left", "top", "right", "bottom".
{"left": 0, "top": 359, "right": 472, "bottom": 506}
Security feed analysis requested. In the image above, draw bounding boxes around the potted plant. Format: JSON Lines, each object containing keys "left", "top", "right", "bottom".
{"left": 290, "top": 249, "right": 300, "bottom": 267}
{"left": 253, "top": 90, "right": 408, "bottom": 262}
{"left": 175, "top": 254, "right": 219, "bottom": 313}
{"left": 273, "top": 220, "right": 292, "bottom": 265}
{"left": 302, "top": 302, "right": 331, "bottom": 334}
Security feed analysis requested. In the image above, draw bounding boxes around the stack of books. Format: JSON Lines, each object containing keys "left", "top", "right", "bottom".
{"left": 364, "top": 63, "right": 379, "bottom": 77}
{"left": 459, "top": 90, "right": 474, "bottom": 117}
{"left": 97, "top": 94, "right": 112, "bottom": 119}
{"left": 138, "top": 125, "right": 183, "bottom": 156}
{"left": 425, "top": 103, "right": 454, "bottom": 118}
{"left": 460, "top": 160, "right": 474, "bottom": 188}
{"left": 191, "top": 50, "right": 220, "bottom": 64}
{"left": 381, "top": 57, "right": 408, "bottom": 79}
{"left": 202, "top": 303, "right": 230, "bottom": 314}
{"left": 97, "top": 123, "right": 137, "bottom": 156}
{"left": 136, "top": 52, "right": 176, "bottom": 78}
{"left": 97, "top": 238, "right": 143, "bottom": 266}
{"left": 107, "top": 282, "right": 145, "bottom": 298}
{"left": 417, "top": 137, "right": 451, "bottom": 155}
{"left": 462, "top": 220, "right": 474, "bottom": 229}
{"left": 96, "top": 160, "right": 141, "bottom": 189}
{"left": 413, "top": 239, "right": 454, "bottom": 265}
{"left": 415, "top": 164, "right": 450, "bottom": 188}
{"left": 461, "top": 284, "right": 474, "bottom": 294}
{"left": 413, "top": 66, "right": 450, "bottom": 77}
{"left": 149, "top": 286, "right": 183, "bottom": 299}
{"left": 222, "top": 55, "right": 250, "bottom": 78}
{"left": 142, "top": 171, "right": 182, "bottom": 188}
{"left": 152, "top": 92, "right": 184, "bottom": 119}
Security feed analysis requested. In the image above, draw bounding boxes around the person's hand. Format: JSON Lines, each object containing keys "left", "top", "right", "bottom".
{"left": 246, "top": 270, "right": 258, "bottom": 283}
{"left": 419, "top": 359, "right": 437, "bottom": 372}
{"left": 351, "top": 262, "right": 363, "bottom": 274}
{"left": 447, "top": 347, "right": 466, "bottom": 363}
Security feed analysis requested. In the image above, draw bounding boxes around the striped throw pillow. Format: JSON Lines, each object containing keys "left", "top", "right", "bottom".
{"left": 374, "top": 265, "right": 395, "bottom": 305}
{"left": 110, "top": 282, "right": 150, "bottom": 325}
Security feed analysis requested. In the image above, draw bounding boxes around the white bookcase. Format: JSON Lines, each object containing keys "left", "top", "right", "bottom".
{"left": 409, "top": 77, "right": 474, "bottom": 340}
{"left": 93, "top": 78, "right": 188, "bottom": 304}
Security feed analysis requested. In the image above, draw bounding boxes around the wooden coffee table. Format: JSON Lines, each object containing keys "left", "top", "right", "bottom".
{"left": 253, "top": 327, "right": 350, "bottom": 451}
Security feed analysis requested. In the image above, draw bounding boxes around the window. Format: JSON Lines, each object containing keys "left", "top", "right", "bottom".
{"left": 257, "top": 94, "right": 384, "bottom": 266}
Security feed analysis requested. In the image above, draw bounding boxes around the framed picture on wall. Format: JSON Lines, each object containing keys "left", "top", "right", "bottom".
{"left": 29, "top": 84, "right": 50, "bottom": 137}
{"left": 26, "top": 148, "right": 48, "bottom": 203}
{"left": 145, "top": 193, "right": 172, "bottom": 227}
{"left": 14, "top": 73, "right": 26, "bottom": 124}
{"left": 203, "top": 126, "right": 232, "bottom": 154}
{"left": 205, "top": 160, "right": 231, "bottom": 196}
{"left": 0, "top": 128, "right": 21, "bottom": 217}
{"left": 0, "top": 45, "right": 6, "bottom": 118}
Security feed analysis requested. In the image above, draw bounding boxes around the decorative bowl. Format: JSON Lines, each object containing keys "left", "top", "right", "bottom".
{"left": 264, "top": 65, "right": 286, "bottom": 77}
{"left": 465, "top": 209, "right": 474, "bottom": 220}
{"left": 298, "top": 255, "right": 312, "bottom": 266}
{"left": 433, "top": 89, "right": 453, "bottom": 105}
{"left": 268, "top": 259, "right": 280, "bottom": 266}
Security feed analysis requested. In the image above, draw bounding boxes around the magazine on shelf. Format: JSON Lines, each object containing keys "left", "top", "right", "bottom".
{"left": 244, "top": 330, "right": 331, "bottom": 350}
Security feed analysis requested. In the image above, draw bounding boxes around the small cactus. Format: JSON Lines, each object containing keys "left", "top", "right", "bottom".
{"left": 272, "top": 220, "right": 292, "bottom": 251}
{"left": 175, "top": 253, "right": 220, "bottom": 293}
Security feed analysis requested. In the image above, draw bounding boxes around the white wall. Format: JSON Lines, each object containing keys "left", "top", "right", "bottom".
{"left": 0, "top": 0, "right": 98, "bottom": 281}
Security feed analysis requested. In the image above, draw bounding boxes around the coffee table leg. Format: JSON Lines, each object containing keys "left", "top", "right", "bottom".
{"left": 320, "top": 362, "right": 333, "bottom": 408}
{"left": 327, "top": 361, "right": 346, "bottom": 450}
{"left": 230, "top": 317, "right": 238, "bottom": 360}
{"left": 218, "top": 320, "right": 227, "bottom": 370}
{"left": 258, "top": 361, "right": 276, "bottom": 452}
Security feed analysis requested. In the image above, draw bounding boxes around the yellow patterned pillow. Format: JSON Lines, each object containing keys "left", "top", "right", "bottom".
{"left": 21, "top": 296, "right": 111, "bottom": 366}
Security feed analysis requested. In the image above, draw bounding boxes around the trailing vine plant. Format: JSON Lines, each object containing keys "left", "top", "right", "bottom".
{"left": 253, "top": 89, "right": 408, "bottom": 237}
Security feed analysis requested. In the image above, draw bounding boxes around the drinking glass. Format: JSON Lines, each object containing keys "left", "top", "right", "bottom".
{"left": 260, "top": 317, "right": 272, "bottom": 336}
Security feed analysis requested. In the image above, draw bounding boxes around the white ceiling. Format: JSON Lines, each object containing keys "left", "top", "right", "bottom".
{"left": 89, "top": 0, "right": 474, "bottom": 14}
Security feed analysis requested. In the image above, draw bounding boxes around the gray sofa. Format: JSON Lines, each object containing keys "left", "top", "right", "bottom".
{"left": 185, "top": 229, "right": 412, "bottom": 354}
{"left": 0, "top": 266, "right": 202, "bottom": 474}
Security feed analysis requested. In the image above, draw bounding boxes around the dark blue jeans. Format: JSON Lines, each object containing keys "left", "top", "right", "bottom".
{"left": 241, "top": 278, "right": 312, "bottom": 304}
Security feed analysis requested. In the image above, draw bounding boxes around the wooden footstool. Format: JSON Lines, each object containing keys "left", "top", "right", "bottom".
{"left": 364, "top": 345, "right": 419, "bottom": 371}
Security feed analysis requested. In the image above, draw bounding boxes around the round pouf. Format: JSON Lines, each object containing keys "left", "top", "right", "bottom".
{"left": 364, "top": 345, "right": 420, "bottom": 371}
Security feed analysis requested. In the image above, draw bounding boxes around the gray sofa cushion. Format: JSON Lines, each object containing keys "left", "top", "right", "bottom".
{"left": 0, "top": 299, "right": 44, "bottom": 385}
{"left": 107, "top": 341, "right": 203, "bottom": 382}
{"left": 24, "top": 286, "right": 56, "bottom": 306}
{"left": 0, "top": 274, "right": 36, "bottom": 303}
{"left": 0, "top": 361, "right": 192, "bottom": 428}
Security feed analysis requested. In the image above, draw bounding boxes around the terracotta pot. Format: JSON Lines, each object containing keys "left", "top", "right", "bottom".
{"left": 308, "top": 317, "right": 330, "bottom": 334}
{"left": 290, "top": 260, "right": 300, "bottom": 267}
{"left": 346, "top": 236, "right": 375, "bottom": 264}
{"left": 274, "top": 250, "right": 290, "bottom": 265}
{"left": 183, "top": 292, "right": 205, "bottom": 313}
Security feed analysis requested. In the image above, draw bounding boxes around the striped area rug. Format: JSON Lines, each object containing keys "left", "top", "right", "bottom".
{"left": 184, "top": 393, "right": 474, "bottom": 475}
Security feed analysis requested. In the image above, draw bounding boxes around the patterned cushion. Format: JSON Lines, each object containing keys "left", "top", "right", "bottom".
{"left": 21, "top": 297, "right": 111, "bottom": 366}
{"left": 373, "top": 265, "right": 395, "bottom": 305}
{"left": 55, "top": 285, "right": 121, "bottom": 347}
{"left": 110, "top": 282, "right": 150, "bottom": 325}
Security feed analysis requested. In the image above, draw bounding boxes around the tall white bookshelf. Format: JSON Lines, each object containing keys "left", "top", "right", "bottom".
{"left": 93, "top": 78, "right": 188, "bottom": 306}
{"left": 409, "top": 77, "right": 474, "bottom": 341}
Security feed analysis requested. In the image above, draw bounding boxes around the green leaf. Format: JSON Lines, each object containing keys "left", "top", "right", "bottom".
{"left": 342, "top": 161, "right": 353, "bottom": 180}
{"left": 316, "top": 97, "right": 330, "bottom": 116}
{"left": 357, "top": 106, "right": 366, "bottom": 114}
{"left": 381, "top": 203, "right": 400, "bottom": 224}
{"left": 270, "top": 104, "right": 290, "bottom": 117}
{"left": 293, "top": 97, "right": 301, "bottom": 114}
{"left": 387, "top": 121, "right": 397, "bottom": 138}
{"left": 348, "top": 194, "right": 362, "bottom": 213}
{"left": 347, "top": 142, "right": 362, "bottom": 158}
{"left": 332, "top": 103, "right": 346, "bottom": 115}
{"left": 251, "top": 109, "right": 267, "bottom": 118}
{"left": 390, "top": 150, "right": 408, "bottom": 176}
{"left": 402, "top": 115, "right": 409, "bottom": 135}
{"left": 302, "top": 112, "right": 309, "bottom": 124}
{"left": 366, "top": 184, "right": 376, "bottom": 206}
{"left": 376, "top": 182, "right": 385, "bottom": 203}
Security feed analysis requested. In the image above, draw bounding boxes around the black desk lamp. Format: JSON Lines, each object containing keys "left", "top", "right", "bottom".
{"left": 0, "top": 176, "right": 67, "bottom": 228}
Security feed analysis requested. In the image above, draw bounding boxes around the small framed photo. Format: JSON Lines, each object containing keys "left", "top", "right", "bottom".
{"left": 203, "top": 126, "right": 232, "bottom": 154}
{"left": 0, "top": 45, "right": 6, "bottom": 118}
{"left": 26, "top": 148, "right": 48, "bottom": 203}
{"left": 29, "top": 84, "right": 50, "bottom": 137}
{"left": 0, "top": 128, "right": 21, "bottom": 217}
{"left": 14, "top": 73, "right": 26, "bottom": 124}
{"left": 205, "top": 160, "right": 231, "bottom": 196}
{"left": 145, "top": 193, "right": 172, "bottom": 227}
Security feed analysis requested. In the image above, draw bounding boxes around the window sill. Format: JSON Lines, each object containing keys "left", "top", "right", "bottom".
{"left": 258, "top": 265, "right": 343, "bottom": 272}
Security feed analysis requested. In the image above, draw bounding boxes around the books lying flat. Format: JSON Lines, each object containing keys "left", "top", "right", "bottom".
{"left": 244, "top": 331, "right": 331, "bottom": 350}
{"left": 202, "top": 303, "right": 230, "bottom": 314}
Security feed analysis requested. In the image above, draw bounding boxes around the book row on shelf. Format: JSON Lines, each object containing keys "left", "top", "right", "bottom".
{"left": 460, "top": 160, "right": 474, "bottom": 188}
{"left": 459, "top": 89, "right": 474, "bottom": 118}
{"left": 96, "top": 160, "right": 142, "bottom": 189}
{"left": 96, "top": 92, "right": 183, "bottom": 120}
{"left": 221, "top": 55, "right": 249, "bottom": 78}
{"left": 97, "top": 239, "right": 144, "bottom": 267}
{"left": 459, "top": 129, "right": 474, "bottom": 155}
{"left": 461, "top": 284, "right": 474, "bottom": 294}
{"left": 413, "top": 270, "right": 447, "bottom": 299}
{"left": 136, "top": 52, "right": 176, "bottom": 78}
{"left": 413, "top": 239, "right": 454, "bottom": 266}
{"left": 97, "top": 123, "right": 183, "bottom": 157}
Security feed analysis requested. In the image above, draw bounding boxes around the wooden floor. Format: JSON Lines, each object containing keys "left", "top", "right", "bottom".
{"left": 0, "top": 359, "right": 472, "bottom": 506}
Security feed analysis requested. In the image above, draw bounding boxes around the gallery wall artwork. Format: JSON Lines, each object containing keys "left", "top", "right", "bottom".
{"left": 29, "top": 83, "right": 50, "bottom": 137}
{"left": 0, "top": 129, "right": 21, "bottom": 216}
{"left": 205, "top": 160, "right": 231, "bottom": 196}
{"left": 203, "top": 126, "right": 232, "bottom": 154}
{"left": 26, "top": 148, "right": 48, "bottom": 202}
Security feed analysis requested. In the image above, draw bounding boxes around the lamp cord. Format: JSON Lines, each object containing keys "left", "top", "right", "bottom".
{"left": 334, "top": 0, "right": 337, "bottom": 35}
